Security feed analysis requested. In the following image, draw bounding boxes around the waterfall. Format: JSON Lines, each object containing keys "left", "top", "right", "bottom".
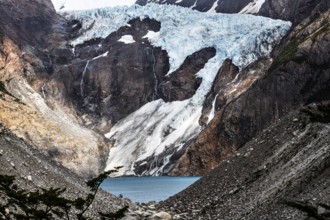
{"left": 80, "top": 51, "right": 109, "bottom": 98}
{"left": 80, "top": 60, "right": 90, "bottom": 98}
{"left": 207, "top": 94, "right": 218, "bottom": 124}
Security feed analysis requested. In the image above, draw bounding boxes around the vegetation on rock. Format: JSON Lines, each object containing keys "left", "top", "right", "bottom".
{"left": 0, "top": 167, "right": 128, "bottom": 220}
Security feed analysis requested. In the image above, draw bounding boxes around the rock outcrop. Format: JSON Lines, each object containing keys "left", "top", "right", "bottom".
{"left": 159, "top": 47, "right": 216, "bottom": 102}
{"left": 0, "top": 0, "right": 111, "bottom": 177}
{"left": 161, "top": 102, "right": 330, "bottom": 219}
{"left": 259, "top": 0, "right": 330, "bottom": 24}
{"left": 0, "top": 123, "right": 130, "bottom": 217}
{"left": 48, "top": 18, "right": 170, "bottom": 131}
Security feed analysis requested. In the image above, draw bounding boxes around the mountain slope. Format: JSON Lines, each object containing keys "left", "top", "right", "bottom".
{"left": 2, "top": 0, "right": 328, "bottom": 181}
{"left": 170, "top": 5, "right": 330, "bottom": 176}
{"left": 160, "top": 102, "right": 330, "bottom": 219}
{"left": 0, "top": 0, "right": 111, "bottom": 177}
{"left": 59, "top": 4, "right": 291, "bottom": 176}
{"left": 0, "top": 123, "right": 130, "bottom": 217}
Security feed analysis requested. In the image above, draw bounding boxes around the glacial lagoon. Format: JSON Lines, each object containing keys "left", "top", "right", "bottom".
{"left": 101, "top": 176, "right": 200, "bottom": 203}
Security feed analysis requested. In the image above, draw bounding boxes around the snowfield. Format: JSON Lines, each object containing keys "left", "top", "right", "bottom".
{"left": 61, "top": 3, "right": 291, "bottom": 176}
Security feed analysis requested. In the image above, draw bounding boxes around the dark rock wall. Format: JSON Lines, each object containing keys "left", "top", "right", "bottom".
{"left": 159, "top": 47, "right": 216, "bottom": 102}
{"left": 47, "top": 18, "right": 170, "bottom": 128}
{"left": 0, "top": 0, "right": 66, "bottom": 48}
{"left": 258, "top": 0, "right": 330, "bottom": 24}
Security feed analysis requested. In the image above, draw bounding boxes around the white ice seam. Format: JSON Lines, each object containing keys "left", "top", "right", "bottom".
{"left": 118, "top": 35, "right": 135, "bottom": 44}
{"left": 239, "top": 0, "right": 266, "bottom": 14}
{"left": 207, "top": 0, "right": 218, "bottom": 13}
{"left": 207, "top": 94, "right": 218, "bottom": 124}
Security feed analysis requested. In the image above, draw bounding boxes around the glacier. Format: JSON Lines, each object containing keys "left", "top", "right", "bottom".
{"left": 62, "top": 3, "right": 291, "bottom": 176}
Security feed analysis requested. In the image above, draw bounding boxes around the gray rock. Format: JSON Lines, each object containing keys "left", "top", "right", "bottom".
{"left": 150, "top": 211, "right": 172, "bottom": 220}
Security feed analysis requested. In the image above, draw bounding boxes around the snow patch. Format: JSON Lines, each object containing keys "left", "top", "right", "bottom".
{"left": 239, "top": 0, "right": 266, "bottom": 14}
{"left": 118, "top": 35, "right": 135, "bottom": 44}
{"left": 190, "top": 0, "right": 197, "bottom": 9}
{"left": 105, "top": 99, "right": 203, "bottom": 176}
{"left": 143, "top": 30, "right": 160, "bottom": 42}
{"left": 207, "top": 0, "right": 218, "bottom": 13}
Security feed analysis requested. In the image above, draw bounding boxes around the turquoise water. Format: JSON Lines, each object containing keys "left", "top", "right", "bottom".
{"left": 101, "top": 176, "right": 200, "bottom": 203}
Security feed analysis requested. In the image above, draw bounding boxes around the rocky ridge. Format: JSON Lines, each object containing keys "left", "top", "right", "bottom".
{"left": 0, "top": 34, "right": 110, "bottom": 177}
{"left": 0, "top": 123, "right": 130, "bottom": 218}
{"left": 0, "top": 120, "right": 177, "bottom": 219}
{"left": 160, "top": 102, "right": 330, "bottom": 219}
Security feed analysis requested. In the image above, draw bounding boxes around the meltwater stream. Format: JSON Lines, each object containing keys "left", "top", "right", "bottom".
{"left": 101, "top": 176, "right": 200, "bottom": 203}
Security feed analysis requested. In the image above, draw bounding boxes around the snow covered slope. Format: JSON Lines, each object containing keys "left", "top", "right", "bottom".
{"left": 51, "top": 0, "right": 135, "bottom": 11}
{"left": 239, "top": 0, "right": 266, "bottom": 14}
{"left": 62, "top": 3, "right": 291, "bottom": 176}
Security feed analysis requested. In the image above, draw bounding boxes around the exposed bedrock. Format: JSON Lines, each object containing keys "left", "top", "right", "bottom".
{"left": 259, "top": 0, "right": 330, "bottom": 24}
{"left": 158, "top": 47, "right": 216, "bottom": 102}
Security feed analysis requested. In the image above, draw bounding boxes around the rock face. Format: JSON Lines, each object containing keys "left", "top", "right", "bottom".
{"left": 161, "top": 102, "right": 330, "bottom": 219}
{"left": 0, "top": 0, "right": 112, "bottom": 177}
{"left": 49, "top": 18, "right": 170, "bottom": 130}
{"left": 0, "top": 0, "right": 64, "bottom": 48}
{"left": 170, "top": 7, "right": 330, "bottom": 176}
{"left": 259, "top": 0, "right": 330, "bottom": 24}
{"left": 158, "top": 47, "right": 216, "bottom": 102}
